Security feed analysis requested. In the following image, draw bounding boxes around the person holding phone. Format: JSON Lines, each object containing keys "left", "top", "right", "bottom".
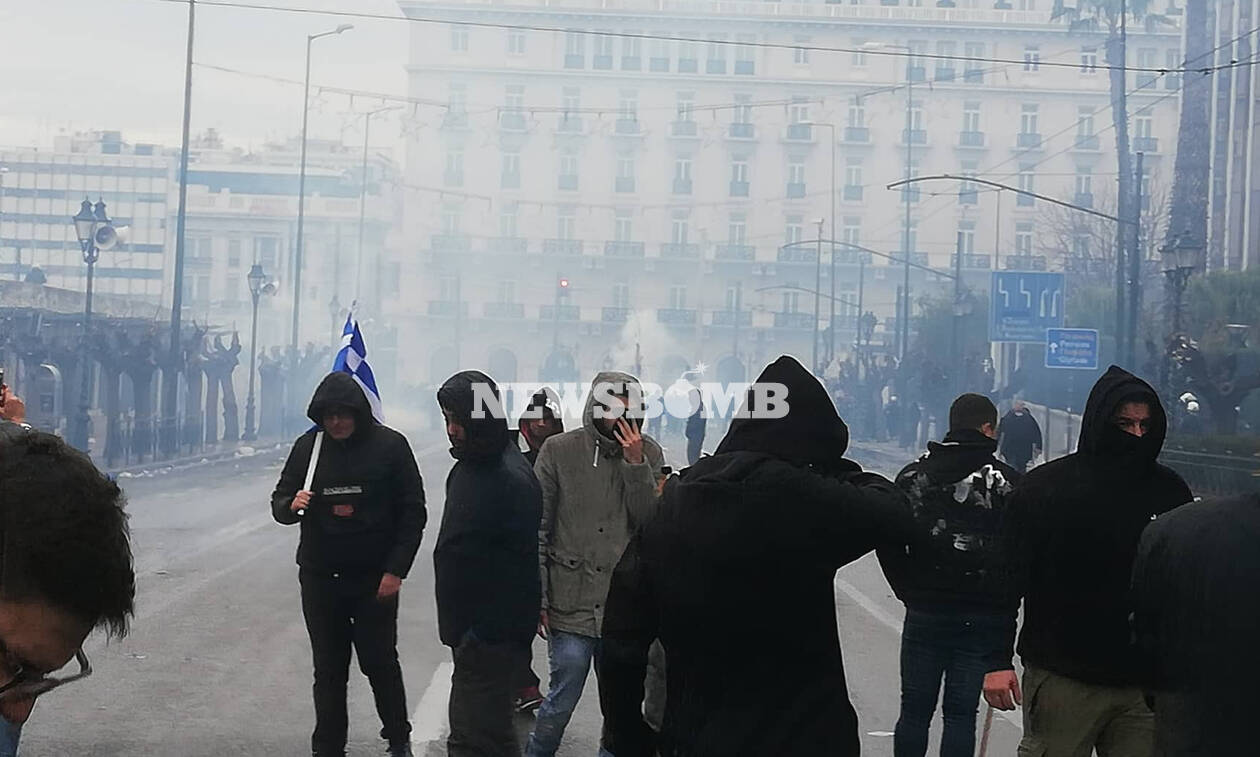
{"left": 526, "top": 372, "right": 664, "bottom": 757}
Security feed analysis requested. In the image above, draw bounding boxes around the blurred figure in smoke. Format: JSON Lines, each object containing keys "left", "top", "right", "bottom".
{"left": 997, "top": 399, "right": 1042, "bottom": 473}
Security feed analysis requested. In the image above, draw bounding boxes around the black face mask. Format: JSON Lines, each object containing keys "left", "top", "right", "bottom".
{"left": 1097, "top": 422, "right": 1159, "bottom": 466}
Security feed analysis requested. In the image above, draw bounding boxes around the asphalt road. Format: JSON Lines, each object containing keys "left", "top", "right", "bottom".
{"left": 19, "top": 434, "right": 1022, "bottom": 756}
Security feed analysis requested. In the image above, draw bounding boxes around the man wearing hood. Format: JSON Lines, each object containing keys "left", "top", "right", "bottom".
{"left": 878, "top": 393, "right": 1022, "bottom": 757}
{"left": 435, "top": 372, "right": 542, "bottom": 756}
{"left": 271, "top": 372, "right": 427, "bottom": 757}
{"left": 997, "top": 399, "right": 1042, "bottom": 473}
{"left": 1131, "top": 492, "right": 1260, "bottom": 756}
{"left": 598, "top": 356, "right": 915, "bottom": 757}
{"left": 983, "top": 366, "right": 1192, "bottom": 756}
{"left": 519, "top": 388, "right": 564, "bottom": 468}
{"left": 525, "top": 371, "right": 664, "bottom": 757}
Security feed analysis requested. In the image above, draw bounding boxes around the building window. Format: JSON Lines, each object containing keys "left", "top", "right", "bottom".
{"left": 1020, "top": 104, "right": 1039, "bottom": 135}
{"left": 594, "top": 32, "right": 614, "bottom": 69}
{"left": 707, "top": 33, "right": 728, "bottom": 73}
{"left": 501, "top": 151, "right": 521, "bottom": 189}
{"left": 650, "top": 34, "right": 671, "bottom": 72}
{"left": 964, "top": 42, "right": 984, "bottom": 81}
{"left": 785, "top": 215, "right": 805, "bottom": 245}
{"left": 1077, "top": 106, "right": 1095, "bottom": 136}
{"left": 1080, "top": 46, "right": 1098, "bottom": 74}
{"left": 1017, "top": 165, "right": 1035, "bottom": 206}
{"left": 669, "top": 285, "right": 687, "bottom": 310}
{"left": 676, "top": 91, "right": 695, "bottom": 122}
{"left": 505, "top": 84, "right": 525, "bottom": 113}
{"left": 1136, "top": 48, "right": 1158, "bottom": 88}
{"left": 1015, "top": 222, "right": 1034, "bottom": 256}
{"left": 441, "top": 208, "right": 462, "bottom": 236}
{"left": 254, "top": 236, "right": 279, "bottom": 270}
{"left": 613, "top": 281, "right": 631, "bottom": 308}
{"left": 1023, "top": 45, "right": 1041, "bottom": 72}
{"left": 444, "top": 151, "right": 464, "bottom": 187}
{"left": 614, "top": 209, "right": 634, "bottom": 242}
{"left": 957, "top": 220, "right": 976, "bottom": 255}
{"left": 674, "top": 157, "right": 693, "bottom": 183}
{"left": 844, "top": 158, "right": 863, "bottom": 200}
{"left": 618, "top": 90, "right": 638, "bottom": 123}
{"left": 903, "top": 161, "right": 921, "bottom": 203}
{"left": 227, "top": 238, "right": 241, "bottom": 268}
{"left": 848, "top": 98, "right": 865, "bottom": 128}
{"left": 793, "top": 36, "right": 810, "bottom": 65}
{"left": 1075, "top": 167, "right": 1093, "bottom": 205}
{"left": 671, "top": 211, "right": 690, "bottom": 244}
{"left": 1072, "top": 233, "right": 1090, "bottom": 258}
{"left": 787, "top": 159, "right": 806, "bottom": 197}
{"left": 497, "top": 279, "right": 517, "bottom": 303}
{"left": 782, "top": 290, "right": 800, "bottom": 314}
{"left": 734, "top": 94, "right": 753, "bottom": 124}
{"left": 728, "top": 212, "right": 747, "bottom": 244}
{"left": 562, "top": 87, "right": 581, "bottom": 116}
{"left": 559, "top": 149, "right": 580, "bottom": 191}
{"left": 450, "top": 24, "right": 469, "bottom": 52}
{"left": 851, "top": 39, "right": 868, "bottom": 67}
{"left": 789, "top": 97, "right": 810, "bottom": 125}
{"left": 960, "top": 160, "right": 979, "bottom": 205}
{"left": 500, "top": 202, "right": 519, "bottom": 237}
{"left": 557, "top": 206, "right": 576, "bottom": 239}
{"left": 678, "top": 37, "right": 699, "bottom": 71}
{"left": 1166, "top": 48, "right": 1182, "bottom": 89}
{"left": 907, "top": 40, "right": 928, "bottom": 79}
{"left": 731, "top": 159, "right": 749, "bottom": 181}
{"left": 963, "top": 101, "right": 980, "bottom": 133}
{"left": 935, "top": 40, "right": 957, "bottom": 80}
{"left": 508, "top": 29, "right": 526, "bottom": 55}
{"left": 842, "top": 217, "right": 861, "bottom": 247}
{"left": 1135, "top": 114, "right": 1153, "bottom": 140}
{"left": 622, "top": 33, "right": 642, "bottom": 70}
{"left": 735, "top": 33, "right": 756, "bottom": 74}
{"left": 565, "top": 31, "right": 585, "bottom": 67}
{"left": 616, "top": 155, "right": 636, "bottom": 192}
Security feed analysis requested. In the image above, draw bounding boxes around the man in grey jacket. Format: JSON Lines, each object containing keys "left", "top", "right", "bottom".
{"left": 525, "top": 371, "right": 665, "bottom": 757}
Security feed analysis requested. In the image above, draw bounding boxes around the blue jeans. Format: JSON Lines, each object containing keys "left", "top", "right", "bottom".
{"left": 894, "top": 608, "right": 1008, "bottom": 757}
{"left": 0, "top": 716, "right": 20, "bottom": 757}
{"left": 524, "top": 630, "right": 615, "bottom": 757}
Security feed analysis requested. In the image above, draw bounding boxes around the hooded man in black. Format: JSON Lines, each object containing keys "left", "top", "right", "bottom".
{"left": 435, "top": 371, "right": 542, "bottom": 757}
{"left": 271, "top": 372, "right": 427, "bottom": 757}
{"left": 982, "top": 366, "right": 1192, "bottom": 757}
{"left": 1131, "top": 492, "right": 1260, "bottom": 756}
{"left": 598, "top": 355, "right": 915, "bottom": 757}
{"left": 878, "top": 393, "right": 1022, "bottom": 757}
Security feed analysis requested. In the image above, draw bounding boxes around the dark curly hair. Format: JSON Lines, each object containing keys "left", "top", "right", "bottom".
{"left": 0, "top": 430, "right": 135, "bottom": 637}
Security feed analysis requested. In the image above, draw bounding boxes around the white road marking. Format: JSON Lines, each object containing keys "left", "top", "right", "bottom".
{"left": 411, "top": 661, "right": 454, "bottom": 746}
{"left": 834, "top": 576, "right": 1024, "bottom": 732}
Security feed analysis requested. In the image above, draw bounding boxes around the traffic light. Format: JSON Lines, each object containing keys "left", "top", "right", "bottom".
{"left": 558, "top": 277, "right": 571, "bottom": 302}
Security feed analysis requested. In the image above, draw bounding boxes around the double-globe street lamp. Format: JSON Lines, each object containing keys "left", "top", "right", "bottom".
{"left": 243, "top": 263, "right": 276, "bottom": 441}
{"left": 70, "top": 198, "right": 114, "bottom": 453}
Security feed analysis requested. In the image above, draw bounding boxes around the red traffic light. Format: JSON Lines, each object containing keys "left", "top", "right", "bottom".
{"left": 559, "top": 278, "right": 570, "bottom": 288}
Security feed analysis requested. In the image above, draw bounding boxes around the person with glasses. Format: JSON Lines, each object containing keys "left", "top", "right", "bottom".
{"left": 0, "top": 421, "right": 135, "bottom": 757}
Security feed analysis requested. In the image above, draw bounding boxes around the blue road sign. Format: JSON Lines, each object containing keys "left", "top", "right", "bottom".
{"left": 990, "top": 271, "right": 1065, "bottom": 343}
{"left": 1046, "top": 327, "right": 1099, "bottom": 370}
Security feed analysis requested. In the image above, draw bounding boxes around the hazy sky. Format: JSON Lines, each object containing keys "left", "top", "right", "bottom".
{"left": 0, "top": 0, "right": 410, "bottom": 153}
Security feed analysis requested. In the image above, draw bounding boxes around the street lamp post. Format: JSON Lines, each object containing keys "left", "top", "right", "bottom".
{"left": 292, "top": 23, "right": 353, "bottom": 353}
{"left": 70, "top": 199, "right": 113, "bottom": 453}
{"left": 804, "top": 122, "right": 838, "bottom": 364}
{"left": 1161, "top": 233, "right": 1199, "bottom": 338}
{"left": 813, "top": 218, "right": 825, "bottom": 374}
{"left": 355, "top": 105, "right": 398, "bottom": 304}
{"left": 243, "top": 263, "right": 270, "bottom": 441}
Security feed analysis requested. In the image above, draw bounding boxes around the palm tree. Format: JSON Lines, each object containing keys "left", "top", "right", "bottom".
{"left": 1163, "top": 0, "right": 1211, "bottom": 266}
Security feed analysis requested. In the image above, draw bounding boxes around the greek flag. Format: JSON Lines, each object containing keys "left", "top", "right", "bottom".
{"left": 332, "top": 312, "right": 384, "bottom": 423}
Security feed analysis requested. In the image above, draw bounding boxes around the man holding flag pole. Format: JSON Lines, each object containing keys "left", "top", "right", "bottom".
{"left": 272, "top": 311, "right": 427, "bottom": 757}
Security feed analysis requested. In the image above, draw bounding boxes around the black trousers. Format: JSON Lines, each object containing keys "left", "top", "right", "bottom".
{"left": 448, "top": 634, "right": 530, "bottom": 757}
{"left": 300, "top": 569, "right": 411, "bottom": 755}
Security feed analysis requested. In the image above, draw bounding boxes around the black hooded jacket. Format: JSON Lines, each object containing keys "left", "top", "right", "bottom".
{"left": 879, "top": 429, "right": 1023, "bottom": 613}
{"left": 598, "top": 356, "right": 915, "bottom": 757}
{"left": 1132, "top": 494, "right": 1260, "bottom": 756}
{"left": 271, "top": 372, "right": 427, "bottom": 578}
{"left": 433, "top": 371, "right": 541, "bottom": 647}
{"left": 989, "top": 366, "right": 1193, "bottom": 684}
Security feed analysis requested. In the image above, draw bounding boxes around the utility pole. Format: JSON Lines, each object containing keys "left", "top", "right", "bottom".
{"left": 1114, "top": 0, "right": 1131, "bottom": 371}
{"left": 813, "top": 218, "right": 824, "bottom": 374}
{"left": 828, "top": 123, "right": 837, "bottom": 366}
{"left": 951, "top": 225, "right": 965, "bottom": 393}
{"left": 163, "top": 0, "right": 195, "bottom": 457}
{"left": 1127, "top": 151, "right": 1145, "bottom": 369}
{"left": 901, "top": 62, "right": 914, "bottom": 362}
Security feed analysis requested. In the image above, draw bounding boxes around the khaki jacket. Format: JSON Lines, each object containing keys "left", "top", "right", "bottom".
{"left": 535, "top": 371, "right": 664, "bottom": 637}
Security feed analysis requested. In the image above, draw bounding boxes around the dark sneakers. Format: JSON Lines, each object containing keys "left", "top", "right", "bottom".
{"left": 514, "top": 685, "right": 544, "bottom": 713}
{"left": 387, "top": 742, "right": 414, "bottom": 757}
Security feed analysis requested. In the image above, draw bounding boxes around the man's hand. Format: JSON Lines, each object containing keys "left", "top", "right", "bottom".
{"left": 537, "top": 609, "right": 550, "bottom": 640}
{"left": 290, "top": 490, "right": 313, "bottom": 513}
{"left": 983, "top": 670, "right": 1023, "bottom": 711}
{"left": 377, "top": 573, "right": 402, "bottom": 601}
{"left": 613, "top": 418, "right": 644, "bottom": 465}
{"left": 0, "top": 387, "right": 25, "bottom": 424}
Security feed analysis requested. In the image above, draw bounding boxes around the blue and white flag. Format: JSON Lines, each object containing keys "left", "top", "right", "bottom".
{"left": 332, "top": 311, "right": 384, "bottom": 424}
